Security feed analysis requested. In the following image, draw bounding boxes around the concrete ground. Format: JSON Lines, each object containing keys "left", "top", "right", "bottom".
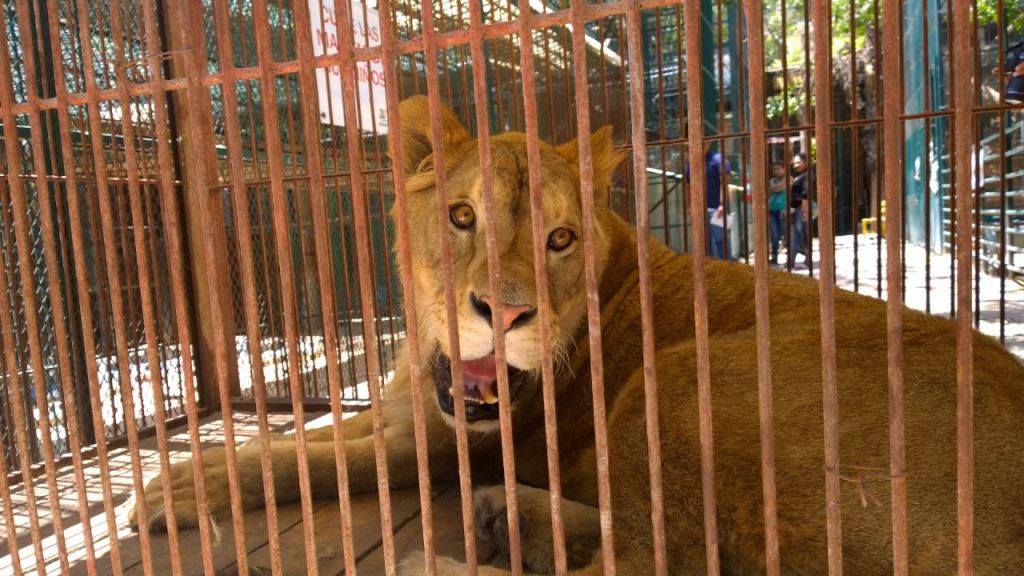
{"left": 769, "top": 233, "right": 1024, "bottom": 358}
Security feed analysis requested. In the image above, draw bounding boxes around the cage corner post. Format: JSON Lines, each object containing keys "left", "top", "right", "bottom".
{"left": 162, "top": 0, "right": 240, "bottom": 409}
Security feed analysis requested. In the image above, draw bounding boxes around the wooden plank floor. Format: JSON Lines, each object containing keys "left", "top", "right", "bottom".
{"left": 1, "top": 413, "right": 497, "bottom": 576}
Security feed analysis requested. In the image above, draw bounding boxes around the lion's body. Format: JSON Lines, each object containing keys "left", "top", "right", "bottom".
{"left": 453, "top": 211, "right": 1024, "bottom": 574}
{"left": 134, "top": 97, "right": 1024, "bottom": 574}
{"left": 555, "top": 215, "right": 1024, "bottom": 574}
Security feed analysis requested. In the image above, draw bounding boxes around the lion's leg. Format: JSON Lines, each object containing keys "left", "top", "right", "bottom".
{"left": 132, "top": 412, "right": 446, "bottom": 531}
{"left": 398, "top": 550, "right": 655, "bottom": 576}
{"left": 130, "top": 439, "right": 356, "bottom": 531}
{"left": 130, "top": 358, "right": 457, "bottom": 532}
{"left": 472, "top": 483, "right": 601, "bottom": 574}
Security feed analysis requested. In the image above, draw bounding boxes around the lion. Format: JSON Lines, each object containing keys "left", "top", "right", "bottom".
{"left": 131, "top": 95, "right": 1024, "bottom": 574}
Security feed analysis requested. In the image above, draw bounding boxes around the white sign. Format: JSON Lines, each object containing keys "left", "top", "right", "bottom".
{"left": 309, "top": 0, "right": 389, "bottom": 133}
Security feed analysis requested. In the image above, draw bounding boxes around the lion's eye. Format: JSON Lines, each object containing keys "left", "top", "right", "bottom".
{"left": 449, "top": 203, "right": 476, "bottom": 229}
{"left": 547, "top": 227, "right": 576, "bottom": 251}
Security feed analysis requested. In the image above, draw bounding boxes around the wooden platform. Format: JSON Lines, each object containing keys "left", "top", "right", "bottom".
{"left": 1, "top": 413, "right": 497, "bottom": 575}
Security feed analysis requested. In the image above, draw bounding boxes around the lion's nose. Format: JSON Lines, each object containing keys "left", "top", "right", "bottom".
{"left": 471, "top": 293, "right": 537, "bottom": 332}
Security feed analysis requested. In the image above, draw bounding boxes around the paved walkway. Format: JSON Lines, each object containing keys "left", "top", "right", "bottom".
{"left": 770, "top": 234, "right": 1024, "bottom": 358}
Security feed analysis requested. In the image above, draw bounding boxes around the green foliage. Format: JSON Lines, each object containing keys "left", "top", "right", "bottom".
{"left": 977, "top": 0, "right": 1024, "bottom": 36}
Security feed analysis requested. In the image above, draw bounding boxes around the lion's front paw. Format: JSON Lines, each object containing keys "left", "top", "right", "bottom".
{"left": 473, "top": 484, "right": 601, "bottom": 572}
{"left": 127, "top": 448, "right": 233, "bottom": 533}
{"left": 473, "top": 485, "right": 526, "bottom": 555}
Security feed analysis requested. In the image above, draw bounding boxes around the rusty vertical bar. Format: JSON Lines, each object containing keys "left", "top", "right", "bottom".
{"left": 810, "top": 1, "right": 843, "bottom": 573}
{"left": 621, "top": 1, "right": 667, "bottom": 573}
{"left": 208, "top": 0, "right": 286, "bottom": 572}
{"left": 0, "top": 3, "right": 74, "bottom": 573}
{"left": 315, "top": 0, "right": 405, "bottom": 570}
{"left": 742, "top": 0, "right": 781, "bottom": 573}
{"left": 376, "top": 0, "right": 441, "bottom": 571}
{"left": 0, "top": 159, "right": 48, "bottom": 576}
{"left": 461, "top": 0, "right": 527, "bottom": 574}
{"left": 995, "top": 0, "right": 1007, "bottom": 342}
{"left": 163, "top": 0, "right": 253, "bottom": 572}
{"left": 115, "top": 4, "right": 204, "bottom": 573}
{"left": 40, "top": 0, "right": 138, "bottom": 572}
{"left": 872, "top": 0, "right": 883, "bottom": 299}
{"left": 880, "top": 0, "right": 908, "bottom": 570}
{"left": 249, "top": 0, "right": 323, "bottom": 569}
{"left": 682, "top": 0, "right": 722, "bottom": 572}
{"left": 418, "top": 0, "right": 481, "bottom": 572}
{"left": 847, "top": 0, "right": 860, "bottom": 290}
{"left": 71, "top": 0, "right": 164, "bottom": 571}
{"left": 0, "top": 424, "right": 23, "bottom": 574}
{"left": 48, "top": 2, "right": 127, "bottom": 572}
{"left": 567, "top": 1, "right": 617, "bottom": 572}
{"left": 0, "top": 199, "right": 48, "bottom": 575}
{"left": 288, "top": 0, "right": 366, "bottom": 572}
{"left": 951, "top": 0, "right": 975, "bottom": 570}
{"left": 129, "top": 0, "right": 231, "bottom": 571}
{"left": 653, "top": 17, "right": 671, "bottom": 241}
{"left": 507, "top": 1, "right": 570, "bottom": 572}
{"left": 8, "top": 0, "right": 110, "bottom": 572}
{"left": 715, "top": 0, "right": 730, "bottom": 261}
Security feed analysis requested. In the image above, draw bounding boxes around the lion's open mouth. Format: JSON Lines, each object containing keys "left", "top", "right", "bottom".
{"left": 430, "top": 349, "right": 530, "bottom": 422}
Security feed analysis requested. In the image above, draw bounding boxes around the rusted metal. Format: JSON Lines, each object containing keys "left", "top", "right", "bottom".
{"left": 622, "top": 1, "right": 667, "bottom": 573}
{"left": 0, "top": 429, "right": 22, "bottom": 574}
{"left": 810, "top": 1, "right": 843, "bottom": 573}
{"left": 742, "top": 0, "right": 782, "bottom": 572}
{"left": 66, "top": 0, "right": 174, "bottom": 571}
{"left": 951, "top": 0, "right": 976, "bottom": 571}
{"left": 513, "top": 6, "right": 572, "bottom": 569}
{"left": 38, "top": 0, "right": 130, "bottom": 572}
{"left": 133, "top": 0, "right": 236, "bottom": 571}
{"left": 287, "top": 0, "right": 368, "bottom": 572}
{"left": 880, "top": 0, "right": 909, "bottom": 570}
{"left": 376, "top": 0, "right": 441, "bottom": 570}
{"left": 419, "top": 0, "right": 482, "bottom": 569}
{"left": 166, "top": 0, "right": 255, "bottom": 572}
{"left": 0, "top": 76, "right": 51, "bottom": 575}
{"left": 995, "top": 0, "right": 1008, "bottom": 343}
{"left": 466, "top": 0, "right": 524, "bottom": 569}
{"left": 0, "top": 204, "right": 49, "bottom": 575}
{"left": 0, "top": 3, "right": 79, "bottom": 574}
{"left": 682, "top": 0, "right": 722, "bottom": 572}
{"left": 208, "top": 1, "right": 286, "bottom": 571}
{"left": 249, "top": 0, "right": 325, "bottom": 569}
{"left": 8, "top": 0, "right": 110, "bottom": 573}
{"left": 567, "top": 0, "right": 617, "bottom": 572}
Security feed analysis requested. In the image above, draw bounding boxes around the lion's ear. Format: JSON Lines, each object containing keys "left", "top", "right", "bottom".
{"left": 556, "top": 125, "right": 624, "bottom": 201}
{"left": 394, "top": 95, "right": 471, "bottom": 174}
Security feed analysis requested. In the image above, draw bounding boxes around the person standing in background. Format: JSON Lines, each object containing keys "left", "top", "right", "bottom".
{"left": 768, "top": 162, "right": 787, "bottom": 265}
{"left": 704, "top": 146, "right": 730, "bottom": 260}
{"left": 685, "top": 146, "right": 731, "bottom": 259}
{"left": 788, "top": 152, "right": 811, "bottom": 270}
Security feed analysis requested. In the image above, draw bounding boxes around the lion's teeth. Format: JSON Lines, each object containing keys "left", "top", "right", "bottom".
{"left": 481, "top": 386, "right": 498, "bottom": 405}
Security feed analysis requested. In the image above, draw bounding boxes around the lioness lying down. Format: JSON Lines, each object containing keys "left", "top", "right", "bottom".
{"left": 132, "top": 96, "right": 1024, "bottom": 574}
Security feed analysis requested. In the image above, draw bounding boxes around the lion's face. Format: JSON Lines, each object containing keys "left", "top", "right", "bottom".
{"left": 394, "top": 96, "right": 623, "bottom": 432}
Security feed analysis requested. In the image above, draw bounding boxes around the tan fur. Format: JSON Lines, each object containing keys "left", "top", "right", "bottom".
{"left": 132, "top": 96, "right": 1024, "bottom": 574}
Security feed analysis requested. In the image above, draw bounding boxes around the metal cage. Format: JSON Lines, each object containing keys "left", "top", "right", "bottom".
{"left": 0, "top": 0, "right": 1020, "bottom": 573}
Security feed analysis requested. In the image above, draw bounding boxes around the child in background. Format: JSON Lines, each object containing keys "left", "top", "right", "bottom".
{"left": 768, "top": 162, "right": 787, "bottom": 265}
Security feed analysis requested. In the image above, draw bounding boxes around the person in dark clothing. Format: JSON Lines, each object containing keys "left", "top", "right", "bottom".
{"left": 685, "top": 147, "right": 731, "bottom": 260}
{"left": 788, "top": 152, "right": 811, "bottom": 269}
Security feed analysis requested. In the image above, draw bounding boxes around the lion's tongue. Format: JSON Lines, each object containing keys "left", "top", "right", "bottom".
{"left": 461, "top": 354, "right": 499, "bottom": 404}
